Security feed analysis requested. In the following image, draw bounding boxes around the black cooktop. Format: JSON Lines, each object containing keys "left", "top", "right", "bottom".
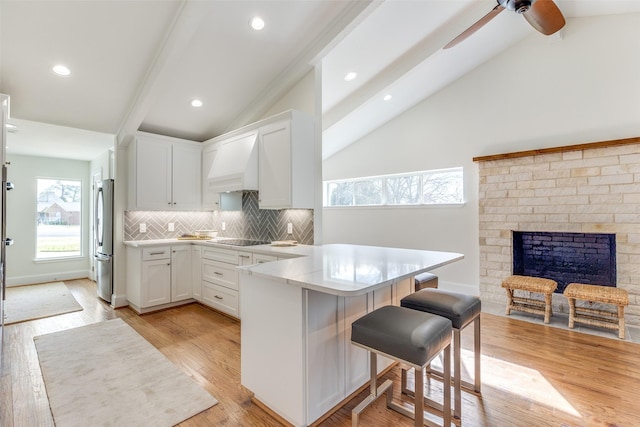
{"left": 214, "top": 239, "right": 270, "bottom": 246}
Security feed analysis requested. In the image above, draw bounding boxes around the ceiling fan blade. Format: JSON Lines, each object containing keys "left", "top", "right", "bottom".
{"left": 524, "top": 0, "right": 566, "bottom": 35}
{"left": 444, "top": 5, "right": 504, "bottom": 49}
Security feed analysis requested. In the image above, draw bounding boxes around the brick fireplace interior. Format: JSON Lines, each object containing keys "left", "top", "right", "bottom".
{"left": 477, "top": 138, "right": 639, "bottom": 326}
{"left": 512, "top": 231, "right": 616, "bottom": 293}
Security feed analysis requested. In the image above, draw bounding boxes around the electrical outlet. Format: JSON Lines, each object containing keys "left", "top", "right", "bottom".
{"left": 287, "top": 223, "right": 293, "bottom": 234}
{"left": 222, "top": 222, "right": 226, "bottom": 231}
{"left": 139, "top": 223, "right": 147, "bottom": 233}
{"left": 168, "top": 222, "right": 175, "bottom": 232}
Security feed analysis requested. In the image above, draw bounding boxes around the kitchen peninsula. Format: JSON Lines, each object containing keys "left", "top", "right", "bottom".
{"left": 239, "top": 244, "right": 463, "bottom": 426}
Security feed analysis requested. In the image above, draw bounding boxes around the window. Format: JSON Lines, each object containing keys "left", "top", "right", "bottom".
{"left": 36, "top": 178, "right": 82, "bottom": 259}
{"left": 324, "top": 167, "right": 464, "bottom": 207}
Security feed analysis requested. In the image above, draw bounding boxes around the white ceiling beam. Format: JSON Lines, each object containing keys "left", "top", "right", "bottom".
{"left": 224, "top": 0, "right": 379, "bottom": 133}
{"left": 116, "top": 0, "right": 209, "bottom": 145}
{"left": 322, "top": 0, "right": 496, "bottom": 131}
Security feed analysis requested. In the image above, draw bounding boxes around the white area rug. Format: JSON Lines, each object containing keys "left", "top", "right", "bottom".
{"left": 4, "top": 281, "right": 83, "bottom": 325}
{"left": 34, "top": 318, "right": 218, "bottom": 427}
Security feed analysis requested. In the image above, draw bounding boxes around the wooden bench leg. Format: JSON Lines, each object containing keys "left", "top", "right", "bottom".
{"left": 544, "top": 293, "right": 553, "bottom": 324}
{"left": 618, "top": 305, "right": 625, "bottom": 339}
{"left": 568, "top": 297, "right": 576, "bottom": 329}
{"left": 505, "top": 289, "right": 513, "bottom": 316}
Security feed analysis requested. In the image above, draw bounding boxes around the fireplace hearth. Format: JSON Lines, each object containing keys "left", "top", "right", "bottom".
{"left": 512, "top": 231, "right": 616, "bottom": 293}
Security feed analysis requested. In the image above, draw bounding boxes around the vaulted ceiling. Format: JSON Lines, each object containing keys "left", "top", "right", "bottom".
{"left": 2, "top": 0, "right": 639, "bottom": 161}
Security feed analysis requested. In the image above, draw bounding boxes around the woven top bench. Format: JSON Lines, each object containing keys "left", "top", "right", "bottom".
{"left": 564, "top": 283, "right": 629, "bottom": 305}
{"left": 501, "top": 275, "right": 557, "bottom": 293}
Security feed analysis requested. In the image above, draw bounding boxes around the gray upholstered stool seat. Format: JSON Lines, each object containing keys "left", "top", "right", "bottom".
{"left": 351, "top": 305, "right": 452, "bottom": 427}
{"left": 415, "top": 272, "right": 438, "bottom": 290}
{"left": 401, "top": 288, "right": 482, "bottom": 420}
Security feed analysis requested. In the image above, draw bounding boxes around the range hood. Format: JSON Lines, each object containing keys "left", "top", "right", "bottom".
{"left": 207, "top": 131, "right": 258, "bottom": 193}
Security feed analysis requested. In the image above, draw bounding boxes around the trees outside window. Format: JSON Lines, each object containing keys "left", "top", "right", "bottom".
{"left": 324, "top": 167, "right": 463, "bottom": 207}
{"left": 36, "top": 178, "right": 82, "bottom": 259}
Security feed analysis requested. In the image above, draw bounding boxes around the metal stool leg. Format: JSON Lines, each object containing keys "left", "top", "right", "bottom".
{"left": 352, "top": 352, "right": 393, "bottom": 427}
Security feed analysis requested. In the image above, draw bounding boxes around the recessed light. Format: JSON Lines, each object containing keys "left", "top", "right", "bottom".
{"left": 52, "top": 64, "right": 71, "bottom": 76}
{"left": 190, "top": 99, "right": 203, "bottom": 108}
{"left": 250, "top": 16, "right": 265, "bottom": 31}
{"left": 383, "top": 94, "right": 392, "bottom": 101}
{"left": 344, "top": 71, "right": 358, "bottom": 81}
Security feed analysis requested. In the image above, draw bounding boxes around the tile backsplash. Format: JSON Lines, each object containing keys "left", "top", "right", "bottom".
{"left": 124, "top": 191, "right": 314, "bottom": 244}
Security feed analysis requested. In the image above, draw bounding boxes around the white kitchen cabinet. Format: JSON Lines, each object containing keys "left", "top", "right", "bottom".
{"left": 141, "top": 258, "right": 172, "bottom": 307}
{"left": 128, "top": 132, "right": 201, "bottom": 210}
{"left": 192, "top": 245, "right": 202, "bottom": 301}
{"left": 201, "top": 247, "right": 241, "bottom": 318}
{"left": 171, "top": 245, "right": 192, "bottom": 301}
{"left": 258, "top": 111, "right": 314, "bottom": 209}
{"left": 126, "top": 244, "right": 194, "bottom": 313}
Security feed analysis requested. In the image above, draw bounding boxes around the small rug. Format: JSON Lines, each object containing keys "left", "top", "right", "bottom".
{"left": 4, "top": 281, "right": 83, "bottom": 325}
{"left": 34, "top": 318, "right": 218, "bottom": 427}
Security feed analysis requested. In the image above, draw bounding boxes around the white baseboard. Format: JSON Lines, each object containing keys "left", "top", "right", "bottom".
{"left": 438, "top": 280, "right": 480, "bottom": 296}
{"left": 111, "top": 293, "right": 129, "bottom": 308}
{"left": 7, "top": 270, "right": 91, "bottom": 287}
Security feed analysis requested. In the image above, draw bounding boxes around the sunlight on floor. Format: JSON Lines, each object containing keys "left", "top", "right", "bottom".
{"left": 460, "top": 350, "right": 581, "bottom": 418}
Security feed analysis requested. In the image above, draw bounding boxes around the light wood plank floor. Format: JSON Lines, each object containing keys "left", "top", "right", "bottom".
{"left": 1, "top": 278, "right": 639, "bottom": 426}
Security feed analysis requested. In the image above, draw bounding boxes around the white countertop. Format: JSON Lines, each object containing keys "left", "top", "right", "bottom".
{"left": 240, "top": 243, "right": 463, "bottom": 296}
{"left": 123, "top": 238, "right": 314, "bottom": 258}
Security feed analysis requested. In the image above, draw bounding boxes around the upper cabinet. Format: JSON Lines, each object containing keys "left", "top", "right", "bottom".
{"left": 128, "top": 132, "right": 202, "bottom": 210}
{"left": 258, "top": 111, "right": 314, "bottom": 209}
{"left": 203, "top": 110, "right": 315, "bottom": 210}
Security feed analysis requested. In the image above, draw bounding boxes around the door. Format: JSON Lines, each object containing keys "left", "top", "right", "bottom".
{"left": 142, "top": 259, "right": 171, "bottom": 307}
{"left": 171, "top": 245, "right": 192, "bottom": 301}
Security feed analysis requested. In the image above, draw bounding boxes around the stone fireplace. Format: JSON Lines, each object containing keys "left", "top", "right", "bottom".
{"left": 476, "top": 139, "right": 640, "bottom": 326}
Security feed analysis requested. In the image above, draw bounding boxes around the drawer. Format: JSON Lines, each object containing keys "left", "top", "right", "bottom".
{"left": 253, "top": 254, "right": 278, "bottom": 264}
{"left": 202, "top": 259, "right": 239, "bottom": 290}
{"left": 202, "top": 281, "right": 239, "bottom": 318}
{"left": 202, "top": 247, "right": 239, "bottom": 264}
{"left": 142, "top": 246, "right": 170, "bottom": 261}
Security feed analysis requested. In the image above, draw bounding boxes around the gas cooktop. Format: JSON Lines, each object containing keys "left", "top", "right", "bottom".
{"left": 213, "top": 239, "right": 270, "bottom": 246}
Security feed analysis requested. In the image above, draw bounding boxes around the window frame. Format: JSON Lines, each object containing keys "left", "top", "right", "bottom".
{"left": 35, "top": 177, "right": 84, "bottom": 260}
{"left": 324, "top": 167, "right": 465, "bottom": 208}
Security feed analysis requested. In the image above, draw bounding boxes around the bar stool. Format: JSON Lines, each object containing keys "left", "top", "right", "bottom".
{"left": 351, "top": 305, "right": 452, "bottom": 427}
{"left": 401, "top": 289, "right": 481, "bottom": 420}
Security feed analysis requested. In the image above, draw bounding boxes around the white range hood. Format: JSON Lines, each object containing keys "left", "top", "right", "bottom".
{"left": 207, "top": 131, "right": 258, "bottom": 193}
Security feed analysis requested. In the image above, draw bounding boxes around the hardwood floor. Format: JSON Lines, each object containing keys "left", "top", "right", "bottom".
{"left": 1, "top": 278, "right": 639, "bottom": 426}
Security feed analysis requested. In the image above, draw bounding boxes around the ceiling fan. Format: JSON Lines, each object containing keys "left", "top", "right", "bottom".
{"left": 444, "top": 0, "right": 566, "bottom": 49}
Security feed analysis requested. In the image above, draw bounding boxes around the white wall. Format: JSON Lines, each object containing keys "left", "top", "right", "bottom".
{"left": 261, "top": 70, "right": 315, "bottom": 119}
{"left": 5, "top": 154, "right": 91, "bottom": 285}
{"left": 323, "top": 13, "right": 640, "bottom": 292}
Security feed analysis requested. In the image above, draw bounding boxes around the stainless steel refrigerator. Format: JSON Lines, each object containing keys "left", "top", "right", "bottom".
{"left": 95, "top": 179, "right": 114, "bottom": 303}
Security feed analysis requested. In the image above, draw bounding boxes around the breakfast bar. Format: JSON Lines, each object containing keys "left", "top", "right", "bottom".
{"left": 239, "top": 244, "right": 463, "bottom": 426}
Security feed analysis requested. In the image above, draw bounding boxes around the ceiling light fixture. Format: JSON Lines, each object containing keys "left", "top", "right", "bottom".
{"left": 344, "top": 71, "right": 358, "bottom": 81}
{"left": 250, "top": 16, "right": 265, "bottom": 31}
{"left": 190, "top": 99, "right": 203, "bottom": 108}
{"left": 383, "top": 94, "right": 392, "bottom": 101}
{"left": 52, "top": 64, "right": 71, "bottom": 76}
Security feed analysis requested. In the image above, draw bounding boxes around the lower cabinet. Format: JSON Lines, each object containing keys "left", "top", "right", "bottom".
{"left": 126, "top": 244, "right": 193, "bottom": 313}
{"left": 200, "top": 248, "right": 241, "bottom": 318}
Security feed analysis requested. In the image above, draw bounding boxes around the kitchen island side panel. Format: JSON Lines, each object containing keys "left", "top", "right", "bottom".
{"left": 240, "top": 274, "right": 306, "bottom": 426}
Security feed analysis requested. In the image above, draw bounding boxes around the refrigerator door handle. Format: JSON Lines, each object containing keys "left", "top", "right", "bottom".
{"left": 95, "top": 186, "right": 104, "bottom": 248}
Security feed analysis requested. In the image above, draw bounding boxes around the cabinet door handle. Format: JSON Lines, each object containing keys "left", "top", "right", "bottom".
{"left": 239, "top": 255, "right": 250, "bottom": 259}
{"left": 214, "top": 271, "right": 223, "bottom": 276}
{"left": 214, "top": 295, "right": 223, "bottom": 300}
{"left": 150, "top": 251, "right": 165, "bottom": 255}
{"left": 258, "top": 260, "right": 266, "bottom": 263}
